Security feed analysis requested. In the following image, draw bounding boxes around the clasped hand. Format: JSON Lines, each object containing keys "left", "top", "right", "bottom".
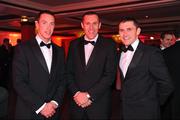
{"left": 40, "top": 102, "right": 57, "bottom": 118}
{"left": 73, "top": 92, "right": 92, "bottom": 108}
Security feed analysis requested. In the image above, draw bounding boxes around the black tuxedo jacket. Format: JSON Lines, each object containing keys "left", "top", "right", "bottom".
{"left": 163, "top": 41, "right": 180, "bottom": 119}
{"left": 118, "top": 41, "right": 173, "bottom": 120}
{"left": 66, "top": 35, "right": 117, "bottom": 119}
{"left": 12, "top": 38, "right": 65, "bottom": 119}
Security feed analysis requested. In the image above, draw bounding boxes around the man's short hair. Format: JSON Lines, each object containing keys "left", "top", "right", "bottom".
{"left": 119, "top": 17, "right": 140, "bottom": 28}
{"left": 36, "top": 10, "right": 55, "bottom": 21}
{"left": 160, "top": 31, "right": 174, "bottom": 40}
{"left": 82, "top": 11, "right": 100, "bottom": 22}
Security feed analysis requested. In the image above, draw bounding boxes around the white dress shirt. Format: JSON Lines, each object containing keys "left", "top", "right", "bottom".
{"left": 84, "top": 34, "right": 98, "bottom": 65}
{"left": 120, "top": 39, "right": 139, "bottom": 77}
{"left": 36, "top": 35, "right": 52, "bottom": 73}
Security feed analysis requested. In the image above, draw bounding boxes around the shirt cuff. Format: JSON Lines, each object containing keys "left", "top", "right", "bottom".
{"left": 73, "top": 91, "right": 80, "bottom": 97}
{"left": 35, "top": 103, "right": 46, "bottom": 114}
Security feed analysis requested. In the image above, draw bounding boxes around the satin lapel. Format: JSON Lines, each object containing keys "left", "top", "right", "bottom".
{"left": 86, "top": 36, "right": 101, "bottom": 69}
{"left": 50, "top": 43, "right": 57, "bottom": 75}
{"left": 78, "top": 38, "right": 86, "bottom": 70}
{"left": 118, "top": 51, "right": 125, "bottom": 80}
{"left": 31, "top": 39, "right": 49, "bottom": 73}
{"left": 125, "top": 42, "right": 144, "bottom": 78}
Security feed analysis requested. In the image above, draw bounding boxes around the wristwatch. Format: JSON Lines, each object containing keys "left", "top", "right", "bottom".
{"left": 86, "top": 94, "right": 90, "bottom": 98}
{"left": 86, "top": 94, "right": 94, "bottom": 102}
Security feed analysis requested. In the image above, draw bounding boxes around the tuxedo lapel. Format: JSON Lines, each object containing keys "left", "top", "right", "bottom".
{"left": 50, "top": 43, "right": 57, "bottom": 75}
{"left": 86, "top": 36, "right": 102, "bottom": 69}
{"left": 78, "top": 38, "right": 87, "bottom": 70}
{"left": 126, "top": 42, "right": 144, "bottom": 77}
{"left": 78, "top": 36, "right": 103, "bottom": 70}
{"left": 31, "top": 39, "right": 49, "bottom": 73}
{"left": 118, "top": 50, "right": 125, "bottom": 80}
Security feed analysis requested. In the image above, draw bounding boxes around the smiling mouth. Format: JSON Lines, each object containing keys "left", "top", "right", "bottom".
{"left": 45, "top": 31, "right": 51, "bottom": 35}
{"left": 123, "top": 36, "right": 129, "bottom": 40}
{"left": 88, "top": 31, "right": 94, "bottom": 34}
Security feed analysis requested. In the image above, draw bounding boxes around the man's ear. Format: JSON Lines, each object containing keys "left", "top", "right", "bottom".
{"left": 98, "top": 22, "right": 101, "bottom": 29}
{"left": 137, "top": 27, "right": 141, "bottom": 36}
{"left": 81, "top": 22, "right": 84, "bottom": 29}
{"left": 35, "top": 21, "right": 38, "bottom": 31}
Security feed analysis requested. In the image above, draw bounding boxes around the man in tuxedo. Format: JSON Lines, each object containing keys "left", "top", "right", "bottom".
{"left": 66, "top": 11, "right": 117, "bottom": 120}
{"left": 163, "top": 30, "right": 180, "bottom": 119}
{"left": 118, "top": 17, "right": 173, "bottom": 120}
{"left": 12, "top": 10, "right": 65, "bottom": 120}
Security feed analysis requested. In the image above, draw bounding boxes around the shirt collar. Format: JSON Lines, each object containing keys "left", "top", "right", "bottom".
{"left": 84, "top": 34, "right": 99, "bottom": 43}
{"left": 36, "top": 35, "right": 51, "bottom": 46}
{"left": 131, "top": 39, "right": 139, "bottom": 51}
{"left": 160, "top": 45, "right": 166, "bottom": 50}
{"left": 176, "top": 38, "right": 180, "bottom": 42}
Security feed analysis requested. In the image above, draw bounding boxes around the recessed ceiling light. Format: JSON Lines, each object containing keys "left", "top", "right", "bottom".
{"left": 21, "top": 16, "right": 28, "bottom": 22}
{"left": 150, "top": 36, "right": 154, "bottom": 40}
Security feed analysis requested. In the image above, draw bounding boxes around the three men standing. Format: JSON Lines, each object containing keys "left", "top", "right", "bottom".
{"left": 13, "top": 9, "right": 173, "bottom": 120}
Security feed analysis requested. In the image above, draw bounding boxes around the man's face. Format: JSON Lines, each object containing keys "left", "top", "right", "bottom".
{"left": 35, "top": 13, "right": 55, "bottom": 42}
{"left": 81, "top": 14, "right": 101, "bottom": 40}
{"left": 119, "top": 21, "right": 141, "bottom": 46}
{"left": 161, "top": 34, "right": 174, "bottom": 48}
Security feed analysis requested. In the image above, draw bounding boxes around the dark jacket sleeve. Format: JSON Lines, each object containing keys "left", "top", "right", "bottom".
{"left": 13, "top": 45, "right": 44, "bottom": 111}
{"left": 149, "top": 48, "right": 174, "bottom": 105}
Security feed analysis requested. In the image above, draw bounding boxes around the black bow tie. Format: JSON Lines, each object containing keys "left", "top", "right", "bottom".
{"left": 84, "top": 40, "right": 95, "bottom": 46}
{"left": 40, "top": 41, "right": 52, "bottom": 49}
{"left": 120, "top": 45, "right": 134, "bottom": 52}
